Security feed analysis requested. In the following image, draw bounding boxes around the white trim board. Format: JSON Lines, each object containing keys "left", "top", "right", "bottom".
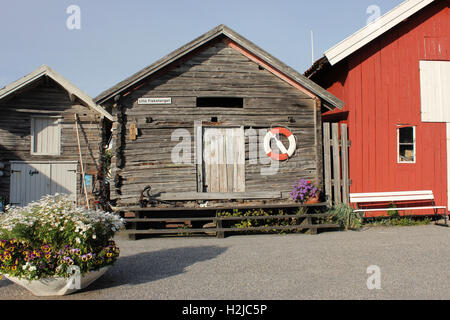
{"left": 325, "top": 0, "right": 436, "bottom": 65}
{"left": 447, "top": 123, "right": 450, "bottom": 210}
{"left": 9, "top": 161, "right": 78, "bottom": 164}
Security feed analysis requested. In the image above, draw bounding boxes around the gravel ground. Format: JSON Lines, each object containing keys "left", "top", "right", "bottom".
{"left": 0, "top": 225, "right": 449, "bottom": 300}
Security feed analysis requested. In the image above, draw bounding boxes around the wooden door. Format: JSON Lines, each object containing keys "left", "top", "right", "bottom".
{"left": 10, "top": 162, "right": 77, "bottom": 206}
{"left": 10, "top": 162, "right": 51, "bottom": 206}
{"left": 50, "top": 162, "right": 77, "bottom": 201}
{"left": 203, "top": 128, "right": 245, "bottom": 193}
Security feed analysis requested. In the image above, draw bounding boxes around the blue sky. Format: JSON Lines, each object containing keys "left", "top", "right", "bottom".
{"left": 0, "top": 0, "right": 403, "bottom": 98}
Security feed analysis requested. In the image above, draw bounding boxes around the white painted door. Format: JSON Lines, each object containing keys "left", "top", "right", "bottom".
{"left": 420, "top": 61, "right": 450, "bottom": 122}
{"left": 203, "top": 128, "right": 245, "bottom": 193}
{"left": 10, "top": 162, "right": 77, "bottom": 206}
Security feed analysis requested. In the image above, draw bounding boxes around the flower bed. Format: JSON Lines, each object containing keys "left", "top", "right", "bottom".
{"left": 0, "top": 194, "right": 125, "bottom": 282}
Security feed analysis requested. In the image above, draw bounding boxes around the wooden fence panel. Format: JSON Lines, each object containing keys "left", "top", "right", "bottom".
{"left": 323, "top": 123, "right": 332, "bottom": 204}
{"left": 331, "top": 123, "right": 341, "bottom": 204}
{"left": 341, "top": 124, "right": 350, "bottom": 204}
{"left": 323, "top": 122, "right": 350, "bottom": 205}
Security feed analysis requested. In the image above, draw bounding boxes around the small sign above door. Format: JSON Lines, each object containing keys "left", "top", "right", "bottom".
{"left": 138, "top": 98, "right": 172, "bottom": 105}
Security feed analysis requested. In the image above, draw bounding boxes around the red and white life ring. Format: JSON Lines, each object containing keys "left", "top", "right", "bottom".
{"left": 263, "top": 127, "right": 296, "bottom": 161}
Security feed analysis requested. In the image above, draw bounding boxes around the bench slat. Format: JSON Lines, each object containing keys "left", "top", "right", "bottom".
{"left": 354, "top": 206, "right": 446, "bottom": 213}
{"left": 350, "top": 190, "right": 433, "bottom": 198}
{"left": 350, "top": 195, "right": 434, "bottom": 203}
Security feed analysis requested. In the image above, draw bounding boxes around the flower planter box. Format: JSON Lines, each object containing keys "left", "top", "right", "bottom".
{"left": 4, "top": 266, "right": 109, "bottom": 296}
{"left": 0, "top": 194, "right": 125, "bottom": 297}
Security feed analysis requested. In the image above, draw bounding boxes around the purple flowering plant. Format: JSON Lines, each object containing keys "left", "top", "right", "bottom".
{"left": 289, "top": 179, "right": 320, "bottom": 203}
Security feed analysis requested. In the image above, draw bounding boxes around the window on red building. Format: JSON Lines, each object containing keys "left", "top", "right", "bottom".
{"left": 397, "top": 126, "right": 415, "bottom": 163}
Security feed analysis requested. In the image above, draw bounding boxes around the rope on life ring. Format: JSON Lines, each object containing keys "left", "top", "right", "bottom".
{"left": 263, "top": 127, "right": 296, "bottom": 161}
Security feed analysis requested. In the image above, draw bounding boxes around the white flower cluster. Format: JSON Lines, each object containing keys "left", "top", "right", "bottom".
{"left": 22, "top": 262, "right": 37, "bottom": 272}
{"left": 0, "top": 194, "right": 125, "bottom": 238}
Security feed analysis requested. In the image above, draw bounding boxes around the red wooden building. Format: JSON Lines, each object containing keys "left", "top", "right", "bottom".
{"left": 305, "top": 0, "right": 449, "bottom": 215}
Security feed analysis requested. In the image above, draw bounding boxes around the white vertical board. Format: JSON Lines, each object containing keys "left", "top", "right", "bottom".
{"left": 420, "top": 60, "right": 450, "bottom": 122}
{"left": 10, "top": 163, "right": 25, "bottom": 206}
{"left": 234, "top": 127, "right": 245, "bottom": 192}
{"left": 447, "top": 123, "right": 450, "bottom": 210}
{"left": 50, "top": 163, "right": 77, "bottom": 201}
{"left": 31, "top": 117, "right": 61, "bottom": 155}
{"left": 10, "top": 162, "right": 77, "bottom": 207}
{"left": 10, "top": 162, "right": 51, "bottom": 206}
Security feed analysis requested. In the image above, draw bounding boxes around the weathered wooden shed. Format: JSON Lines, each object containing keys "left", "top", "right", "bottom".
{"left": 305, "top": 0, "right": 449, "bottom": 215}
{"left": 95, "top": 25, "right": 344, "bottom": 211}
{"left": 0, "top": 65, "right": 113, "bottom": 208}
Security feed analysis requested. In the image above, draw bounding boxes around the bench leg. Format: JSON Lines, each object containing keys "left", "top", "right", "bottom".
{"left": 217, "top": 219, "right": 225, "bottom": 238}
{"left": 300, "top": 216, "right": 317, "bottom": 235}
{"left": 128, "top": 211, "right": 140, "bottom": 240}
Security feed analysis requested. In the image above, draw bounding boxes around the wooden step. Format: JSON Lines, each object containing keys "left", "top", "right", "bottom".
{"left": 118, "top": 223, "right": 339, "bottom": 235}
{"left": 124, "top": 213, "right": 333, "bottom": 223}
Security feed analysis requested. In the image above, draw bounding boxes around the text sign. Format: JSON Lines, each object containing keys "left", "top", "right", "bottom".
{"left": 138, "top": 98, "right": 172, "bottom": 105}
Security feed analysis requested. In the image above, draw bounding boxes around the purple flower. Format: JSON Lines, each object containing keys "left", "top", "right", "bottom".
{"left": 290, "top": 179, "right": 320, "bottom": 203}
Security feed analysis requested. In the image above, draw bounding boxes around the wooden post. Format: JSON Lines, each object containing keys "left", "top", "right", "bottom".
{"left": 75, "top": 114, "right": 90, "bottom": 210}
{"left": 216, "top": 217, "right": 225, "bottom": 238}
{"left": 323, "top": 123, "right": 332, "bottom": 205}
{"left": 195, "top": 122, "right": 204, "bottom": 192}
{"left": 300, "top": 215, "right": 317, "bottom": 235}
{"left": 332, "top": 123, "right": 341, "bottom": 204}
{"left": 128, "top": 211, "right": 139, "bottom": 240}
{"left": 341, "top": 123, "right": 350, "bottom": 204}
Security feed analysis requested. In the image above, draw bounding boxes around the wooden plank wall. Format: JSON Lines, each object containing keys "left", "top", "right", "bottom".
{"left": 0, "top": 78, "right": 106, "bottom": 206}
{"left": 110, "top": 38, "right": 322, "bottom": 207}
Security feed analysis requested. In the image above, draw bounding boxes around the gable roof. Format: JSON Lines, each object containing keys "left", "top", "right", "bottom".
{"left": 95, "top": 24, "right": 344, "bottom": 110}
{"left": 324, "top": 0, "right": 436, "bottom": 66}
{"left": 0, "top": 65, "right": 113, "bottom": 121}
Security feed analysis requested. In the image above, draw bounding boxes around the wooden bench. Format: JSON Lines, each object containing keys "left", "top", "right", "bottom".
{"left": 350, "top": 190, "right": 448, "bottom": 224}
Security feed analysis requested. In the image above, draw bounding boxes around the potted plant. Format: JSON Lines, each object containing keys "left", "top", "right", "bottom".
{"left": 289, "top": 179, "right": 320, "bottom": 204}
{"left": 0, "top": 194, "right": 125, "bottom": 296}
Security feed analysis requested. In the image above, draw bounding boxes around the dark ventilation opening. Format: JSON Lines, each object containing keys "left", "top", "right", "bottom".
{"left": 196, "top": 97, "right": 244, "bottom": 108}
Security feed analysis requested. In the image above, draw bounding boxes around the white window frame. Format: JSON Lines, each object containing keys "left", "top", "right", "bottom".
{"left": 397, "top": 126, "right": 416, "bottom": 164}
{"left": 30, "top": 116, "right": 62, "bottom": 156}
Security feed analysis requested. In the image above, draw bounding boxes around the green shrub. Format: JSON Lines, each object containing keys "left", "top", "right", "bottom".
{"left": 387, "top": 202, "right": 399, "bottom": 218}
{"left": 368, "top": 217, "right": 432, "bottom": 227}
{"left": 329, "top": 203, "right": 362, "bottom": 230}
{"left": 217, "top": 208, "right": 302, "bottom": 234}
